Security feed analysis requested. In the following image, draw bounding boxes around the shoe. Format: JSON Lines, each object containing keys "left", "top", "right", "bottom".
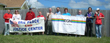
{"left": 97, "top": 37, "right": 99, "bottom": 38}
{"left": 100, "top": 37, "right": 101, "bottom": 38}
{"left": 4, "top": 35, "right": 6, "bottom": 36}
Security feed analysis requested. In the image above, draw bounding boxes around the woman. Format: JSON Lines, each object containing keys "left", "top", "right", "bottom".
{"left": 12, "top": 10, "right": 21, "bottom": 35}
{"left": 62, "top": 8, "right": 71, "bottom": 16}
{"left": 12, "top": 10, "right": 21, "bottom": 20}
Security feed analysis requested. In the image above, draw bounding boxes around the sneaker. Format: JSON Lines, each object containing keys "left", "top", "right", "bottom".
{"left": 4, "top": 35, "right": 6, "bottom": 36}
{"left": 97, "top": 37, "right": 99, "bottom": 38}
{"left": 100, "top": 37, "right": 101, "bottom": 38}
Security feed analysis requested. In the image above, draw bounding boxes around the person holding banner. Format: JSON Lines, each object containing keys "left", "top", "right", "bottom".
{"left": 85, "top": 7, "right": 94, "bottom": 37}
{"left": 62, "top": 8, "right": 71, "bottom": 16}
{"left": 25, "top": 8, "right": 35, "bottom": 20}
{"left": 25, "top": 8, "right": 35, "bottom": 35}
{"left": 75, "top": 10, "right": 84, "bottom": 37}
{"left": 46, "top": 8, "right": 54, "bottom": 35}
{"left": 37, "top": 11, "right": 46, "bottom": 35}
{"left": 3, "top": 10, "right": 12, "bottom": 36}
{"left": 12, "top": 10, "right": 21, "bottom": 35}
{"left": 55, "top": 7, "right": 61, "bottom": 15}
{"left": 62, "top": 8, "right": 71, "bottom": 36}
{"left": 94, "top": 8, "right": 104, "bottom": 38}
{"left": 12, "top": 10, "right": 21, "bottom": 20}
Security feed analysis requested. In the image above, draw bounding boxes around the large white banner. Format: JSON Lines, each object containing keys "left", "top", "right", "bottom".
{"left": 9, "top": 17, "right": 45, "bottom": 33}
{"left": 52, "top": 15, "right": 86, "bottom": 35}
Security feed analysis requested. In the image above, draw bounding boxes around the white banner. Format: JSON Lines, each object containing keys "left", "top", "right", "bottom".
{"left": 9, "top": 17, "right": 45, "bottom": 33}
{"left": 52, "top": 15, "right": 86, "bottom": 35}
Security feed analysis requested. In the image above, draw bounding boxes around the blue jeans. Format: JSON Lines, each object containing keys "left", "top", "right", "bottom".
{"left": 4, "top": 23, "right": 10, "bottom": 35}
{"left": 95, "top": 24, "right": 102, "bottom": 37}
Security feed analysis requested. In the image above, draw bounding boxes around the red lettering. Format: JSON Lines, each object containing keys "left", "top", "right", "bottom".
{"left": 25, "top": 24, "right": 32, "bottom": 27}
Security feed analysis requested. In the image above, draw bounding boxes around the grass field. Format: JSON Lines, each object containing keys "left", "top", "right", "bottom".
{"left": 0, "top": 35, "right": 110, "bottom": 43}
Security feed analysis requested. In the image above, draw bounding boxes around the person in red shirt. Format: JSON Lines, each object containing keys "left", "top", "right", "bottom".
{"left": 94, "top": 8, "right": 104, "bottom": 38}
{"left": 37, "top": 11, "right": 46, "bottom": 20}
{"left": 25, "top": 8, "right": 35, "bottom": 20}
{"left": 3, "top": 10, "right": 12, "bottom": 36}
{"left": 37, "top": 11, "right": 46, "bottom": 35}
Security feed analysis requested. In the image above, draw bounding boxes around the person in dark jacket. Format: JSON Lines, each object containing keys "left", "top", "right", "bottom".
{"left": 85, "top": 7, "right": 94, "bottom": 37}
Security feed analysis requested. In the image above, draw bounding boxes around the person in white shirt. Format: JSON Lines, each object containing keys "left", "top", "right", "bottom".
{"left": 46, "top": 8, "right": 54, "bottom": 35}
{"left": 12, "top": 10, "right": 21, "bottom": 20}
{"left": 12, "top": 10, "right": 21, "bottom": 35}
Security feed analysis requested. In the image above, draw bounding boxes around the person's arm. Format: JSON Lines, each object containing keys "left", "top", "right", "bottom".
{"left": 47, "top": 13, "right": 49, "bottom": 18}
{"left": 85, "top": 13, "right": 88, "bottom": 18}
{"left": 3, "top": 13, "right": 8, "bottom": 19}
{"left": 44, "top": 16, "right": 46, "bottom": 20}
{"left": 94, "top": 11, "right": 98, "bottom": 18}
{"left": 89, "top": 13, "right": 94, "bottom": 18}
{"left": 12, "top": 14, "right": 14, "bottom": 20}
{"left": 19, "top": 14, "right": 21, "bottom": 20}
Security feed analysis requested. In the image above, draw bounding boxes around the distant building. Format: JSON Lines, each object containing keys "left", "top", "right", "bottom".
{"left": 0, "top": 0, "right": 29, "bottom": 10}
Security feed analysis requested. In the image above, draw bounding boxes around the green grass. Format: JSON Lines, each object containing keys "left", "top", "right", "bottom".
{"left": 0, "top": 35, "right": 110, "bottom": 43}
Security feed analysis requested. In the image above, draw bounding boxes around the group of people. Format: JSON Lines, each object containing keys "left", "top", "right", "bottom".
{"left": 3, "top": 7, "right": 104, "bottom": 38}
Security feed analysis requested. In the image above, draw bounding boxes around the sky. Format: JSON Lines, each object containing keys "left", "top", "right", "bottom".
{"left": 26, "top": 0, "right": 110, "bottom": 10}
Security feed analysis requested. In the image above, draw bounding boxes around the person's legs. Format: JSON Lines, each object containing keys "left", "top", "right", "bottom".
{"left": 49, "top": 21, "right": 53, "bottom": 35}
{"left": 4, "top": 23, "right": 8, "bottom": 36}
{"left": 90, "top": 23, "right": 93, "bottom": 37}
{"left": 99, "top": 25, "right": 102, "bottom": 38}
{"left": 42, "top": 32, "right": 44, "bottom": 35}
{"left": 95, "top": 24, "right": 99, "bottom": 38}
{"left": 7, "top": 24, "right": 10, "bottom": 35}
{"left": 86, "top": 21, "right": 89, "bottom": 36}
{"left": 47, "top": 21, "right": 51, "bottom": 35}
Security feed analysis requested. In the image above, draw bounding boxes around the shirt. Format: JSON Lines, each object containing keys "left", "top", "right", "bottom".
{"left": 12, "top": 14, "right": 21, "bottom": 20}
{"left": 55, "top": 11, "right": 61, "bottom": 15}
{"left": 25, "top": 11, "right": 35, "bottom": 20}
{"left": 94, "top": 12, "right": 104, "bottom": 25}
{"left": 3, "top": 13, "right": 12, "bottom": 23}
{"left": 62, "top": 13, "right": 71, "bottom": 16}
{"left": 37, "top": 15, "right": 46, "bottom": 20}
{"left": 85, "top": 12, "right": 94, "bottom": 23}
{"left": 47, "top": 12, "right": 54, "bottom": 20}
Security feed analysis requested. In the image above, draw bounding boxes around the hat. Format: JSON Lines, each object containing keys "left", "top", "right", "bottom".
{"left": 29, "top": 8, "right": 32, "bottom": 10}
{"left": 96, "top": 8, "right": 100, "bottom": 10}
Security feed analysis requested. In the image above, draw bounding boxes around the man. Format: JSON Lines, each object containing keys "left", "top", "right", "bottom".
{"left": 25, "top": 8, "right": 35, "bottom": 35}
{"left": 76, "top": 10, "right": 84, "bottom": 17}
{"left": 37, "top": 11, "right": 46, "bottom": 35}
{"left": 62, "top": 8, "right": 71, "bottom": 16}
{"left": 75, "top": 10, "right": 84, "bottom": 37}
{"left": 85, "top": 7, "right": 94, "bottom": 37}
{"left": 3, "top": 10, "right": 12, "bottom": 36}
{"left": 94, "top": 8, "right": 104, "bottom": 38}
{"left": 46, "top": 8, "right": 54, "bottom": 35}
{"left": 55, "top": 7, "right": 61, "bottom": 15}
{"left": 25, "top": 8, "right": 35, "bottom": 20}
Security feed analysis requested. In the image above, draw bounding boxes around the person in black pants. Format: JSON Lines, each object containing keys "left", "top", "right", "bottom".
{"left": 85, "top": 7, "right": 94, "bottom": 37}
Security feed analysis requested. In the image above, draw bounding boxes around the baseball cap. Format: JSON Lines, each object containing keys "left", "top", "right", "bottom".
{"left": 96, "top": 8, "right": 100, "bottom": 10}
{"left": 29, "top": 8, "right": 32, "bottom": 10}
